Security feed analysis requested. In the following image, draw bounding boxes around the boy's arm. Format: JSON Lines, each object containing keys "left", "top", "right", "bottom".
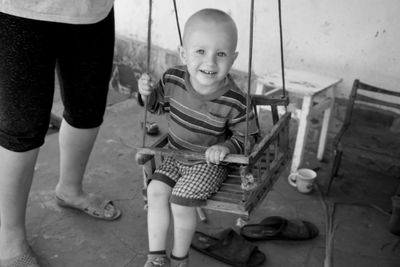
{"left": 137, "top": 77, "right": 166, "bottom": 115}
{"left": 223, "top": 109, "right": 259, "bottom": 154}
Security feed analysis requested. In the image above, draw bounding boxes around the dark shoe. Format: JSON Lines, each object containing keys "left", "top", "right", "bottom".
{"left": 191, "top": 228, "right": 265, "bottom": 267}
{"left": 240, "top": 216, "right": 319, "bottom": 241}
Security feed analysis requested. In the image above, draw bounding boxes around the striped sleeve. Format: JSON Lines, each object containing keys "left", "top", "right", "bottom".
{"left": 221, "top": 89, "right": 259, "bottom": 154}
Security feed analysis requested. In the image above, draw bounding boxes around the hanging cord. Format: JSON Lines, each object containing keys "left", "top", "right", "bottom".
{"left": 244, "top": 0, "right": 255, "bottom": 156}
{"left": 141, "top": 0, "right": 153, "bottom": 147}
{"left": 278, "top": 0, "right": 287, "bottom": 110}
{"left": 173, "top": 0, "right": 183, "bottom": 45}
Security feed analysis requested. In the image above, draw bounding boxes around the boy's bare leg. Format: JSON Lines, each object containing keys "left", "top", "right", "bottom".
{"left": 147, "top": 180, "right": 172, "bottom": 251}
{"left": 55, "top": 119, "right": 99, "bottom": 204}
{"left": 0, "top": 147, "right": 39, "bottom": 260}
{"left": 171, "top": 204, "right": 197, "bottom": 258}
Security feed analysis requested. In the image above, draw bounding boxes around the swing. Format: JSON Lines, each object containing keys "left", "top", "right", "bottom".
{"left": 136, "top": 0, "right": 291, "bottom": 222}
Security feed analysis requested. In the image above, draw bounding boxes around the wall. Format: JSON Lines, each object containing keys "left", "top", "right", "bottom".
{"left": 114, "top": 0, "right": 400, "bottom": 98}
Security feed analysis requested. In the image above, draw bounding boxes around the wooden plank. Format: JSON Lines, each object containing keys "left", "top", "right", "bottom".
{"left": 210, "top": 191, "right": 243, "bottom": 202}
{"left": 249, "top": 112, "right": 291, "bottom": 164}
{"left": 359, "top": 82, "right": 400, "bottom": 97}
{"left": 219, "top": 184, "right": 243, "bottom": 193}
{"left": 203, "top": 199, "right": 249, "bottom": 216}
{"left": 252, "top": 94, "right": 289, "bottom": 106}
{"left": 257, "top": 69, "right": 342, "bottom": 96}
{"left": 356, "top": 94, "right": 400, "bottom": 111}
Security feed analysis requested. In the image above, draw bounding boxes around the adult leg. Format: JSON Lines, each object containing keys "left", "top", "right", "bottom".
{"left": 0, "top": 148, "right": 39, "bottom": 260}
{"left": 54, "top": 10, "right": 120, "bottom": 219}
{"left": 0, "top": 12, "right": 55, "bottom": 262}
{"left": 55, "top": 121, "right": 99, "bottom": 202}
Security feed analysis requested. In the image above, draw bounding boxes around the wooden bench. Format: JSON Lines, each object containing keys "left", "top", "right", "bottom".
{"left": 327, "top": 79, "right": 400, "bottom": 194}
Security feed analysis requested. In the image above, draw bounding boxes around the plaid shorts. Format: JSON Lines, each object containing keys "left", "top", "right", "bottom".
{"left": 151, "top": 156, "right": 227, "bottom": 207}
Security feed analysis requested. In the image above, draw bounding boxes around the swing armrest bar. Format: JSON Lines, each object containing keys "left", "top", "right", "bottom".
{"left": 251, "top": 94, "right": 289, "bottom": 107}
{"left": 249, "top": 111, "right": 291, "bottom": 164}
{"left": 136, "top": 147, "right": 249, "bottom": 165}
{"left": 136, "top": 133, "right": 169, "bottom": 165}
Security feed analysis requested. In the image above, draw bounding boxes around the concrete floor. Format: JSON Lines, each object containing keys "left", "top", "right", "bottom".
{"left": 27, "top": 94, "right": 400, "bottom": 267}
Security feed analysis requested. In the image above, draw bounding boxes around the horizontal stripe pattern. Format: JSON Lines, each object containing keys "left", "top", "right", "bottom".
{"left": 147, "top": 66, "right": 258, "bottom": 157}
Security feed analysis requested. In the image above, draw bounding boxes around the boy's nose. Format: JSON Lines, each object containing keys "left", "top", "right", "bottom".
{"left": 205, "top": 53, "right": 217, "bottom": 65}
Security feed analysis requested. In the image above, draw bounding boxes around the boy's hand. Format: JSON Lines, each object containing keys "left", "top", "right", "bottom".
{"left": 205, "top": 145, "right": 230, "bottom": 165}
{"left": 138, "top": 73, "right": 154, "bottom": 101}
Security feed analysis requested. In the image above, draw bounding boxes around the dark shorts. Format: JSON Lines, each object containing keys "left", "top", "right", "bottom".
{"left": 152, "top": 156, "right": 227, "bottom": 207}
{"left": 0, "top": 9, "right": 115, "bottom": 152}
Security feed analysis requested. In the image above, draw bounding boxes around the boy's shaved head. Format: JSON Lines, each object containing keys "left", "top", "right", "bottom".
{"left": 183, "top": 8, "right": 238, "bottom": 50}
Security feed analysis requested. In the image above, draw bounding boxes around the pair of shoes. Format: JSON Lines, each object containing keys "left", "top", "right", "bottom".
{"left": 144, "top": 254, "right": 170, "bottom": 267}
{"left": 0, "top": 247, "right": 40, "bottom": 267}
{"left": 240, "top": 216, "right": 319, "bottom": 241}
{"left": 141, "top": 122, "right": 159, "bottom": 135}
{"left": 56, "top": 194, "right": 121, "bottom": 221}
{"left": 191, "top": 228, "right": 265, "bottom": 267}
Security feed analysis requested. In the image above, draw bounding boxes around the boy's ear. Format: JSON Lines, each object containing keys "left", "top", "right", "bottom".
{"left": 178, "top": 46, "right": 187, "bottom": 64}
{"left": 233, "top": 51, "right": 239, "bottom": 62}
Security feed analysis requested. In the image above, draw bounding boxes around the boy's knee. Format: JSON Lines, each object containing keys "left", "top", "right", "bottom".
{"left": 147, "top": 180, "right": 171, "bottom": 202}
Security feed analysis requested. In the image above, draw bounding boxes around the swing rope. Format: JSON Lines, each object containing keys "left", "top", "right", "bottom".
{"left": 173, "top": 0, "right": 183, "bottom": 46}
{"left": 141, "top": 0, "right": 153, "bottom": 147}
{"left": 278, "top": 0, "right": 287, "bottom": 104}
{"left": 244, "top": 0, "right": 255, "bottom": 156}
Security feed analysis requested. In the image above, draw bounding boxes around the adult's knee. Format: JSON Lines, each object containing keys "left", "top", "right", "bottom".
{"left": 0, "top": 122, "right": 47, "bottom": 152}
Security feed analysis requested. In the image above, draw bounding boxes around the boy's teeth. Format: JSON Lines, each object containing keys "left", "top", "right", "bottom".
{"left": 202, "top": 70, "right": 215, "bottom": 74}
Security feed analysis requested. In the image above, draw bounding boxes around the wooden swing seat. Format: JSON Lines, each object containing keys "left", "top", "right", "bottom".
{"left": 137, "top": 94, "right": 291, "bottom": 218}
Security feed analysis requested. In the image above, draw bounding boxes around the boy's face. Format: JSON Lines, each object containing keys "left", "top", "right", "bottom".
{"left": 180, "top": 21, "right": 238, "bottom": 95}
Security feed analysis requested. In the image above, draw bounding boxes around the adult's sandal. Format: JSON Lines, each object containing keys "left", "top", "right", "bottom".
{"left": 191, "top": 228, "right": 265, "bottom": 267}
{"left": 0, "top": 247, "right": 40, "bottom": 267}
{"left": 240, "top": 216, "right": 319, "bottom": 241}
{"left": 56, "top": 194, "right": 121, "bottom": 221}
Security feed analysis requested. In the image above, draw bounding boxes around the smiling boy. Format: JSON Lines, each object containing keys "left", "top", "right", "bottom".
{"left": 138, "top": 8, "right": 258, "bottom": 266}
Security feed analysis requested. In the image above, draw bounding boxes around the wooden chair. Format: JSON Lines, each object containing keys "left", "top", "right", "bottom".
{"left": 137, "top": 94, "right": 291, "bottom": 224}
{"left": 327, "top": 79, "right": 400, "bottom": 195}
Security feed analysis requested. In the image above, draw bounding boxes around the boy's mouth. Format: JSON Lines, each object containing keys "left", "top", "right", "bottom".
{"left": 200, "top": 69, "right": 217, "bottom": 75}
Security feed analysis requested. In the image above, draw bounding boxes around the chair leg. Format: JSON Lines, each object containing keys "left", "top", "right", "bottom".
{"left": 326, "top": 149, "right": 343, "bottom": 196}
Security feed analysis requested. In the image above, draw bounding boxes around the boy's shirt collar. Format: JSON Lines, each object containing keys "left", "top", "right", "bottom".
{"left": 183, "top": 67, "right": 232, "bottom": 101}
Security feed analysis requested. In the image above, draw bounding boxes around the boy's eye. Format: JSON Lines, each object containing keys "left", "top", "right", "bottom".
{"left": 196, "top": 49, "right": 205, "bottom": 55}
{"left": 217, "top": 52, "right": 227, "bottom": 57}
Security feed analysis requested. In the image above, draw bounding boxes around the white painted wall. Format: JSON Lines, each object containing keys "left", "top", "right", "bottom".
{"left": 114, "top": 0, "right": 400, "bottom": 98}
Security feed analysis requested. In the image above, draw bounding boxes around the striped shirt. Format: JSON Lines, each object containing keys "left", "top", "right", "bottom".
{"left": 140, "top": 66, "right": 259, "bottom": 162}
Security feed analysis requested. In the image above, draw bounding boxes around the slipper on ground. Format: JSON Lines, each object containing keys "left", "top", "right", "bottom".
{"left": 56, "top": 194, "right": 121, "bottom": 221}
{"left": 141, "top": 122, "right": 159, "bottom": 135}
{"left": 0, "top": 247, "right": 40, "bottom": 267}
{"left": 191, "top": 228, "right": 265, "bottom": 267}
{"left": 240, "top": 216, "right": 319, "bottom": 241}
